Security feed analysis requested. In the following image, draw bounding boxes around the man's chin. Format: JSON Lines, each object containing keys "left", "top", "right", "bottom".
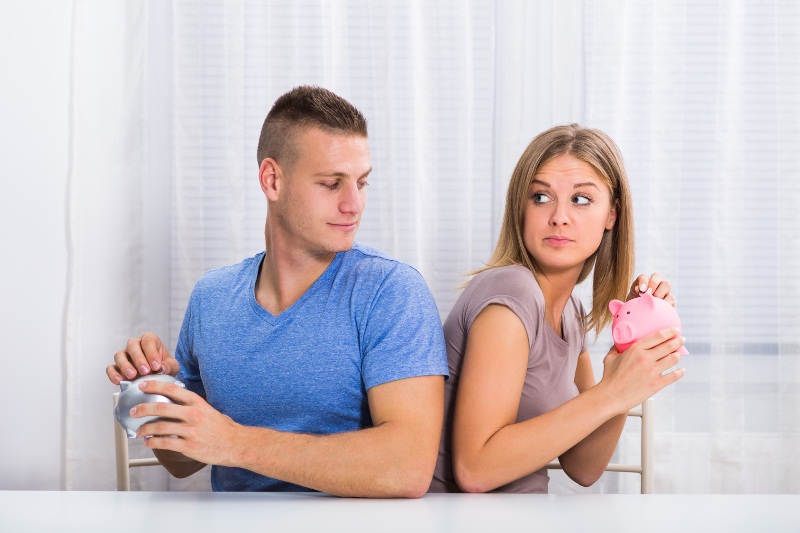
{"left": 311, "top": 238, "right": 356, "bottom": 256}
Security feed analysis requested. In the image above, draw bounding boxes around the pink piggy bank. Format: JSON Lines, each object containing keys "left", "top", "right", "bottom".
{"left": 608, "top": 293, "right": 689, "bottom": 355}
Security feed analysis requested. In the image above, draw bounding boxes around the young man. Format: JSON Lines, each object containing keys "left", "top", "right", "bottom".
{"left": 106, "top": 86, "right": 448, "bottom": 497}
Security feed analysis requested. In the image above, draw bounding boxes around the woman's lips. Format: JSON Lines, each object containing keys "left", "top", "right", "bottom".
{"left": 544, "top": 236, "right": 573, "bottom": 247}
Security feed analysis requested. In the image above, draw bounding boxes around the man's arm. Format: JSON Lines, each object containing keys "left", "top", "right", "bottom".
{"left": 132, "top": 374, "right": 444, "bottom": 498}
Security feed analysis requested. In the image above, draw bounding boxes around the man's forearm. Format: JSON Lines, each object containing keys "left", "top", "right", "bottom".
{"left": 230, "top": 421, "right": 437, "bottom": 498}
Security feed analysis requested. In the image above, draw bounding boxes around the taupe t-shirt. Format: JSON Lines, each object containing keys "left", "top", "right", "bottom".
{"left": 429, "top": 265, "right": 587, "bottom": 493}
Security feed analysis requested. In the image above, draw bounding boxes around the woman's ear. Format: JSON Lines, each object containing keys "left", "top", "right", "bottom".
{"left": 605, "top": 200, "right": 618, "bottom": 231}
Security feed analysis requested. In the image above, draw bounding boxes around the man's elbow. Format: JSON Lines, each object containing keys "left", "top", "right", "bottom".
{"left": 382, "top": 456, "right": 437, "bottom": 498}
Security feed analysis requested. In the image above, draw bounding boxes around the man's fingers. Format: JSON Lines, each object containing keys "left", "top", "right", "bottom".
{"left": 141, "top": 332, "right": 169, "bottom": 373}
{"left": 106, "top": 364, "right": 125, "bottom": 385}
{"left": 126, "top": 337, "right": 154, "bottom": 377}
{"left": 136, "top": 379, "right": 193, "bottom": 405}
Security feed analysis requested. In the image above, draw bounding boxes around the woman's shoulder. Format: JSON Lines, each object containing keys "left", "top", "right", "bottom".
{"left": 469, "top": 265, "right": 543, "bottom": 299}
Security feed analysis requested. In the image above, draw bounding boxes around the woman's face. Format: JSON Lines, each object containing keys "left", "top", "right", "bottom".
{"left": 523, "top": 153, "right": 617, "bottom": 278}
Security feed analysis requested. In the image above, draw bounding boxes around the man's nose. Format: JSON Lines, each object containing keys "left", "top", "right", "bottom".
{"left": 339, "top": 181, "right": 364, "bottom": 214}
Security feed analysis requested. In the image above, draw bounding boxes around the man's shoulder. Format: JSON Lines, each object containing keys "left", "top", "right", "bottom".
{"left": 343, "top": 243, "right": 419, "bottom": 278}
{"left": 338, "top": 243, "right": 433, "bottom": 301}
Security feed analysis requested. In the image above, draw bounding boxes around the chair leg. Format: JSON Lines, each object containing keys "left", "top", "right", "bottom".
{"left": 113, "top": 393, "right": 131, "bottom": 491}
{"left": 641, "top": 398, "right": 655, "bottom": 494}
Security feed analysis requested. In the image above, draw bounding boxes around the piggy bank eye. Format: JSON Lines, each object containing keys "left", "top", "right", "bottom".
{"left": 626, "top": 311, "right": 630, "bottom": 314}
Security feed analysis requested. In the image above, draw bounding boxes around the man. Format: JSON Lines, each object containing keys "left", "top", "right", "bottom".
{"left": 106, "top": 86, "right": 448, "bottom": 497}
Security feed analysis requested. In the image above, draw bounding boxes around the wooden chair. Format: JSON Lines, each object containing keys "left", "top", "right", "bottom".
{"left": 547, "top": 398, "right": 654, "bottom": 493}
{"left": 112, "top": 392, "right": 161, "bottom": 491}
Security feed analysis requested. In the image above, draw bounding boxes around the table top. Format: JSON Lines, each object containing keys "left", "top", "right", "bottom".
{"left": 1, "top": 491, "right": 798, "bottom": 533}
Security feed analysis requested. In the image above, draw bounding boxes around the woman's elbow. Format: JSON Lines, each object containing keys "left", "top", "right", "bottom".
{"left": 566, "top": 467, "right": 604, "bottom": 488}
{"left": 453, "top": 462, "right": 495, "bottom": 493}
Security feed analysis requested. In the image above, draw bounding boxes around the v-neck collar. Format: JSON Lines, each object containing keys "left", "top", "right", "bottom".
{"left": 247, "top": 251, "right": 344, "bottom": 325}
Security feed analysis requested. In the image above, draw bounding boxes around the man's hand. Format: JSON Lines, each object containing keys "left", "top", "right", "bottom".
{"left": 106, "top": 332, "right": 180, "bottom": 384}
{"left": 131, "top": 379, "right": 241, "bottom": 467}
{"left": 627, "top": 272, "right": 675, "bottom": 307}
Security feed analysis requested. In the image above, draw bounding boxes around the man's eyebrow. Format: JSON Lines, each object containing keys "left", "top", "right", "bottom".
{"left": 313, "top": 168, "right": 372, "bottom": 179}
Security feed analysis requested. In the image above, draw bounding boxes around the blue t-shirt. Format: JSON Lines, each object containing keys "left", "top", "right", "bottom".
{"left": 175, "top": 243, "right": 448, "bottom": 491}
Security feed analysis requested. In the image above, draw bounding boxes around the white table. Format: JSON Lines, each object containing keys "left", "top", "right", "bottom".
{"left": 1, "top": 491, "right": 798, "bottom": 532}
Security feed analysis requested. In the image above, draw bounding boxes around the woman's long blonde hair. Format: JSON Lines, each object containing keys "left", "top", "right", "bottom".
{"left": 477, "top": 124, "right": 634, "bottom": 337}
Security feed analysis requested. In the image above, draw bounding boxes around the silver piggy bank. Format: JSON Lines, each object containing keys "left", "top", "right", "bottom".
{"left": 114, "top": 374, "right": 184, "bottom": 438}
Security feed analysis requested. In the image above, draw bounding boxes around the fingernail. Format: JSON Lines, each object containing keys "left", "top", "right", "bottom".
{"left": 113, "top": 376, "right": 121, "bottom": 385}
{"left": 639, "top": 284, "right": 647, "bottom": 293}
{"left": 681, "top": 336, "right": 686, "bottom": 344}
{"left": 125, "top": 368, "right": 136, "bottom": 379}
{"left": 139, "top": 380, "right": 148, "bottom": 389}
{"left": 140, "top": 365, "right": 150, "bottom": 375}
{"left": 151, "top": 360, "right": 161, "bottom": 371}
{"left": 130, "top": 406, "right": 136, "bottom": 415}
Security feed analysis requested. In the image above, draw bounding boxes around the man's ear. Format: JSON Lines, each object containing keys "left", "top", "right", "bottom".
{"left": 259, "top": 158, "right": 282, "bottom": 201}
{"left": 605, "top": 200, "right": 618, "bottom": 231}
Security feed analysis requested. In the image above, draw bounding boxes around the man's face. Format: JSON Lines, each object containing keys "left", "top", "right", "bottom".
{"left": 272, "top": 127, "right": 371, "bottom": 257}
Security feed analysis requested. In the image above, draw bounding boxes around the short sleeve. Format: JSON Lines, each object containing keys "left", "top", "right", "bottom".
{"left": 461, "top": 266, "right": 542, "bottom": 351}
{"left": 360, "top": 264, "right": 449, "bottom": 389}
{"left": 175, "top": 286, "right": 206, "bottom": 398}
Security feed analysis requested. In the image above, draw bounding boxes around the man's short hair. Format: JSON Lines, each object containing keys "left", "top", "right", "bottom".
{"left": 256, "top": 86, "right": 368, "bottom": 170}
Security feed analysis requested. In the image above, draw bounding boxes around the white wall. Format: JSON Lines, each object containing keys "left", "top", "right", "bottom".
{"left": 0, "top": 1, "right": 72, "bottom": 489}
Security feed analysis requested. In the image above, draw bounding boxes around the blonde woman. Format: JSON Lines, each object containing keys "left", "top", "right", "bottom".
{"left": 429, "top": 124, "right": 685, "bottom": 493}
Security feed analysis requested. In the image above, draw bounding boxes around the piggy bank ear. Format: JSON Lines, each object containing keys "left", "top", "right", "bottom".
{"left": 641, "top": 292, "right": 656, "bottom": 309}
{"left": 609, "top": 299, "right": 624, "bottom": 315}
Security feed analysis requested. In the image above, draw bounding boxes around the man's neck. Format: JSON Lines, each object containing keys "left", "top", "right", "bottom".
{"left": 255, "top": 227, "right": 338, "bottom": 316}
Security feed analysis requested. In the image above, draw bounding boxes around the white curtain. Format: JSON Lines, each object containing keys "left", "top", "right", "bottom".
{"left": 63, "top": 0, "right": 800, "bottom": 492}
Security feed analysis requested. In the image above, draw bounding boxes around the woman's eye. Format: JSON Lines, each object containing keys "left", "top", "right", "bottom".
{"left": 532, "top": 193, "right": 551, "bottom": 204}
{"left": 572, "top": 195, "right": 591, "bottom": 205}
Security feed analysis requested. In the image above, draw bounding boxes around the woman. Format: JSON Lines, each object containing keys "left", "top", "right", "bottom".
{"left": 429, "top": 124, "right": 685, "bottom": 493}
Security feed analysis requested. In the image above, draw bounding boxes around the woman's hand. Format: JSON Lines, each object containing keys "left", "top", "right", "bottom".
{"left": 627, "top": 272, "right": 675, "bottom": 307}
{"left": 599, "top": 327, "right": 685, "bottom": 415}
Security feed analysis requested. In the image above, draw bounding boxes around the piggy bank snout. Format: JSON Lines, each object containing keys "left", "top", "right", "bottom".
{"left": 612, "top": 321, "right": 635, "bottom": 344}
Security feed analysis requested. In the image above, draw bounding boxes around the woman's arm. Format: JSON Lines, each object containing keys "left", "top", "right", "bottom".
{"left": 451, "top": 304, "right": 683, "bottom": 493}
{"left": 556, "top": 351, "right": 626, "bottom": 486}
{"left": 555, "top": 272, "right": 679, "bottom": 485}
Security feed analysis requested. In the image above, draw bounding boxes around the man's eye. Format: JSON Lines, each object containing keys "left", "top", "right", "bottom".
{"left": 358, "top": 181, "right": 370, "bottom": 189}
{"left": 322, "top": 182, "right": 339, "bottom": 190}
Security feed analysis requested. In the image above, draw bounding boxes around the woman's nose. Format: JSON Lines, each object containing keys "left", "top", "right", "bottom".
{"left": 549, "top": 202, "right": 571, "bottom": 226}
